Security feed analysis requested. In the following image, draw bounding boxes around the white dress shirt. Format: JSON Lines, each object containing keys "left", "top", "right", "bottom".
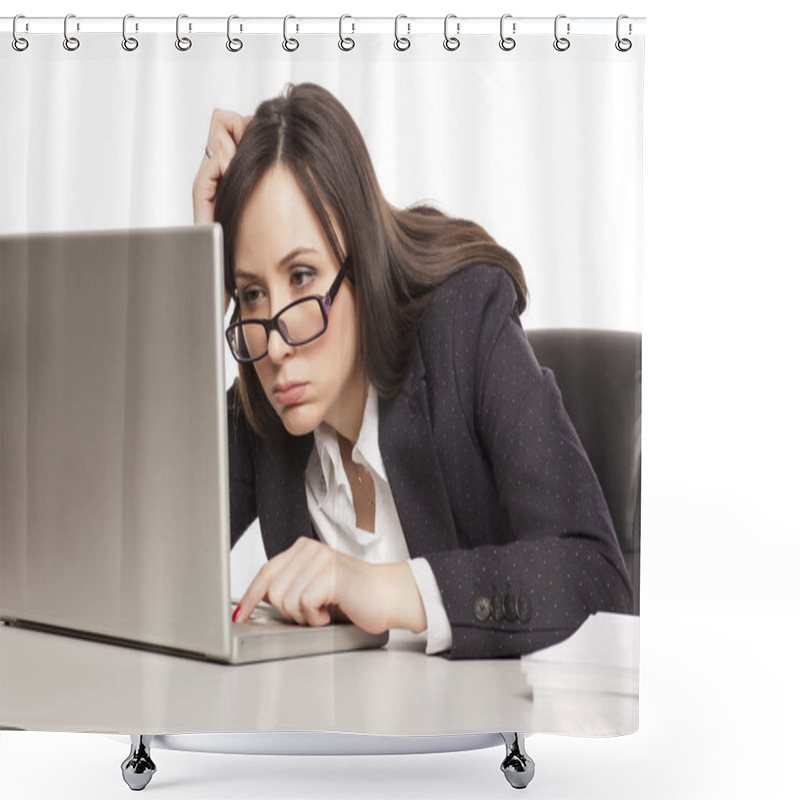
{"left": 304, "top": 381, "right": 453, "bottom": 655}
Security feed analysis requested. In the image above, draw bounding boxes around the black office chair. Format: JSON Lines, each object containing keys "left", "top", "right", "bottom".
{"left": 527, "top": 328, "right": 642, "bottom": 614}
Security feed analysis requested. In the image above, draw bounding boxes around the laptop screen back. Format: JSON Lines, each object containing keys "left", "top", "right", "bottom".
{"left": 1, "top": 225, "right": 233, "bottom": 659}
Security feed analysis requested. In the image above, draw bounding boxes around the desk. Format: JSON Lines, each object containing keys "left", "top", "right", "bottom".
{"left": 0, "top": 617, "right": 637, "bottom": 738}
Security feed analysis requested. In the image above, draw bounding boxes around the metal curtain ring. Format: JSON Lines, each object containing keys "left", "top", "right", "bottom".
{"left": 338, "top": 15, "right": 355, "bottom": 51}
{"left": 122, "top": 14, "right": 139, "bottom": 51}
{"left": 443, "top": 14, "right": 460, "bottom": 51}
{"left": 499, "top": 13, "right": 516, "bottom": 51}
{"left": 227, "top": 15, "right": 243, "bottom": 52}
{"left": 394, "top": 15, "right": 410, "bottom": 51}
{"left": 176, "top": 14, "right": 192, "bottom": 51}
{"left": 63, "top": 13, "right": 80, "bottom": 51}
{"left": 553, "top": 14, "right": 570, "bottom": 52}
{"left": 283, "top": 15, "right": 299, "bottom": 51}
{"left": 615, "top": 14, "right": 632, "bottom": 52}
{"left": 12, "top": 14, "right": 29, "bottom": 52}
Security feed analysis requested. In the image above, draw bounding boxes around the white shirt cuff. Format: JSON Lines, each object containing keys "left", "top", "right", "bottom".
{"left": 407, "top": 557, "right": 453, "bottom": 655}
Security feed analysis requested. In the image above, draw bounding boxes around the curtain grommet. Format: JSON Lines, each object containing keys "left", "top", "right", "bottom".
{"left": 283, "top": 15, "right": 299, "bottom": 52}
{"left": 226, "top": 15, "right": 243, "bottom": 52}
{"left": 63, "top": 13, "right": 80, "bottom": 52}
{"left": 553, "top": 14, "right": 570, "bottom": 52}
{"left": 338, "top": 15, "right": 355, "bottom": 51}
{"left": 12, "top": 14, "right": 29, "bottom": 51}
{"left": 443, "top": 14, "right": 460, "bottom": 51}
{"left": 121, "top": 14, "right": 139, "bottom": 52}
{"left": 175, "top": 14, "right": 192, "bottom": 51}
{"left": 499, "top": 14, "right": 516, "bottom": 51}
{"left": 615, "top": 15, "right": 633, "bottom": 52}
{"left": 394, "top": 15, "right": 411, "bottom": 51}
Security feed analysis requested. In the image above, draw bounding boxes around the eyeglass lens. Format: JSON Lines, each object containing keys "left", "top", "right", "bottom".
{"left": 232, "top": 298, "right": 325, "bottom": 360}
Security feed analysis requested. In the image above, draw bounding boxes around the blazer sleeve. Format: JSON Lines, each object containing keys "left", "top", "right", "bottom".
{"left": 227, "top": 379, "right": 258, "bottom": 549}
{"left": 424, "top": 268, "right": 633, "bottom": 659}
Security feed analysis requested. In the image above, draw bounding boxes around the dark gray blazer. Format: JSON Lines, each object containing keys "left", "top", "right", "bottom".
{"left": 228, "top": 264, "right": 633, "bottom": 659}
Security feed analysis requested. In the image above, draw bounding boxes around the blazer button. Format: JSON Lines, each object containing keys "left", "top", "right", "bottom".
{"left": 474, "top": 596, "right": 491, "bottom": 622}
{"left": 516, "top": 593, "right": 531, "bottom": 623}
{"left": 491, "top": 594, "right": 504, "bottom": 622}
{"left": 503, "top": 594, "right": 518, "bottom": 622}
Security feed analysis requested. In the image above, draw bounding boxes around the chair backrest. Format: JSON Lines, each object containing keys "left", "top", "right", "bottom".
{"left": 526, "top": 329, "right": 641, "bottom": 614}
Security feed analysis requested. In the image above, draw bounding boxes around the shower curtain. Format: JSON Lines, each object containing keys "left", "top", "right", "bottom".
{"left": 0, "top": 11, "right": 643, "bottom": 754}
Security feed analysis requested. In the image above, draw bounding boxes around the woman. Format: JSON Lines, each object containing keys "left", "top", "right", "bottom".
{"left": 193, "top": 82, "right": 632, "bottom": 659}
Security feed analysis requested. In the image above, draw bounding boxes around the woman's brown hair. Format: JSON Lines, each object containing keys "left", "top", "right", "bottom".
{"left": 215, "top": 82, "right": 528, "bottom": 440}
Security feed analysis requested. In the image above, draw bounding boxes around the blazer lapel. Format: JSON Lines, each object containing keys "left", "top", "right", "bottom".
{"left": 260, "top": 429, "right": 315, "bottom": 558}
{"left": 378, "top": 340, "right": 461, "bottom": 557}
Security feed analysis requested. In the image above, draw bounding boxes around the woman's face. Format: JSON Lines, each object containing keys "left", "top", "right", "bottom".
{"left": 233, "top": 163, "right": 364, "bottom": 440}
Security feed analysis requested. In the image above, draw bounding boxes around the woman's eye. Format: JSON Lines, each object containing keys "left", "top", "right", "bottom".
{"left": 290, "top": 268, "right": 315, "bottom": 290}
{"left": 241, "top": 287, "right": 265, "bottom": 305}
{"left": 237, "top": 269, "right": 315, "bottom": 312}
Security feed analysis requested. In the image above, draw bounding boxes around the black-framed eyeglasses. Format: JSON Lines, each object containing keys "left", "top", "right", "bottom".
{"left": 225, "top": 255, "right": 352, "bottom": 364}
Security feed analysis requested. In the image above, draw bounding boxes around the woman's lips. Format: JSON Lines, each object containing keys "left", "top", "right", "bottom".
{"left": 274, "top": 383, "right": 307, "bottom": 406}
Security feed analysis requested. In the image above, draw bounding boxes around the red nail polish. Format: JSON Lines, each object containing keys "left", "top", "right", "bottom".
{"left": 232, "top": 605, "right": 241, "bottom": 622}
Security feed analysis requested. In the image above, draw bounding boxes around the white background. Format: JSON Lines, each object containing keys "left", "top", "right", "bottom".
{"left": 1, "top": 1, "right": 799, "bottom": 799}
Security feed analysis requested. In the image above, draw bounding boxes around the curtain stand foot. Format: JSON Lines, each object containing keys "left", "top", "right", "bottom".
{"left": 121, "top": 735, "right": 157, "bottom": 791}
{"left": 500, "top": 732, "right": 535, "bottom": 789}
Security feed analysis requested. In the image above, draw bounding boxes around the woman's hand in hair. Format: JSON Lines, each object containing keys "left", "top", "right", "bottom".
{"left": 193, "top": 108, "right": 253, "bottom": 226}
{"left": 232, "top": 537, "right": 428, "bottom": 636}
{"left": 193, "top": 108, "right": 252, "bottom": 314}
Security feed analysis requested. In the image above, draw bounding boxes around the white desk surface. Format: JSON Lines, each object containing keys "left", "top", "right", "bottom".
{"left": 0, "top": 618, "right": 637, "bottom": 738}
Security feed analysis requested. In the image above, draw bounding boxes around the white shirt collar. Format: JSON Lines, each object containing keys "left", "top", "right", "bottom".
{"left": 311, "top": 380, "right": 387, "bottom": 504}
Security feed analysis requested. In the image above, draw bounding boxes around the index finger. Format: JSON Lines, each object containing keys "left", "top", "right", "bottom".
{"left": 233, "top": 557, "right": 280, "bottom": 623}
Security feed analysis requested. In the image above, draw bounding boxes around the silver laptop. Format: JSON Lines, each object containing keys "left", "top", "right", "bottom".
{"left": 0, "top": 225, "right": 388, "bottom": 663}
